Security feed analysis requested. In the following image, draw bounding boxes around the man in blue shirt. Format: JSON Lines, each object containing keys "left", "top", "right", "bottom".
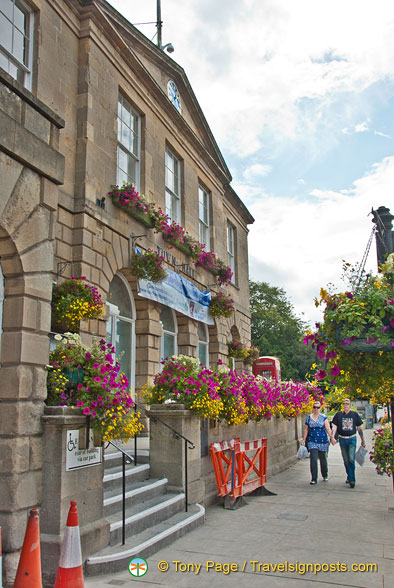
{"left": 331, "top": 399, "right": 366, "bottom": 488}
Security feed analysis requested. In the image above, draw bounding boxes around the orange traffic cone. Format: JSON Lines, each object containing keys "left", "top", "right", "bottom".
{"left": 54, "top": 500, "right": 84, "bottom": 587}
{"left": 14, "top": 508, "right": 42, "bottom": 587}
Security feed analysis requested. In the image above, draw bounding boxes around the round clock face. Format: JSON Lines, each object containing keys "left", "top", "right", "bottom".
{"left": 167, "top": 79, "right": 181, "bottom": 113}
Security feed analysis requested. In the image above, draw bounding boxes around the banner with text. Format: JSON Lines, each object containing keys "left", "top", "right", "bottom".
{"left": 138, "top": 268, "right": 213, "bottom": 324}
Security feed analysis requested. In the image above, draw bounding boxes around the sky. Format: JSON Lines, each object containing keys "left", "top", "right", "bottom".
{"left": 107, "top": 0, "right": 394, "bottom": 326}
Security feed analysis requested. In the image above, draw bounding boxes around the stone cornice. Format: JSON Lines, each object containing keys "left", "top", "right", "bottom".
{"left": 0, "top": 69, "right": 65, "bottom": 128}
{"left": 67, "top": 0, "right": 232, "bottom": 186}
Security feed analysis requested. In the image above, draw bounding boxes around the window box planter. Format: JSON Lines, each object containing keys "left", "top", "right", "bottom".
{"left": 164, "top": 237, "right": 193, "bottom": 257}
{"left": 111, "top": 196, "right": 155, "bottom": 228}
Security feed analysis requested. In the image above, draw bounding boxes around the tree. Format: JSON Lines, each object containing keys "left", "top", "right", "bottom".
{"left": 249, "top": 280, "right": 316, "bottom": 381}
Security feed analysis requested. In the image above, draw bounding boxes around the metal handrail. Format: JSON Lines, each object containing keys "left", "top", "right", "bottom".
{"left": 133, "top": 401, "right": 195, "bottom": 511}
{"left": 105, "top": 440, "right": 134, "bottom": 545}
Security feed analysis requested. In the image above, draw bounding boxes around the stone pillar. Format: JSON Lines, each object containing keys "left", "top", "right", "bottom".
{"left": 40, "top": 407, "right": 109, "bottom": 586}
{"left": 177, "top": 316, "right": 198, "bottom": 357}
{"left": 148, "top": 404, "right": 205, "bottom": 504}
{"left": 135, "top": 299, "right": 161, "bottom": 392}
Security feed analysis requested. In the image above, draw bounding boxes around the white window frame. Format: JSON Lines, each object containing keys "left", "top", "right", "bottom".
{"left": 159, "top": 306, "right": 178, "bottom": 363}
{"left": 197, "top": 322, "right": 209, "bottom": 367}
{"left": 198, "top": 184, "right": 210, "bottom": 250}
{"left": 117, "top": 94, "right": 140, "bottom": 190}
{"left": 106, "top": 274, "right": 136, "bottom": 396}
{"left": 165, "top": 147, "right": 181, "bottom": 224}
{"left": 227, "top": 222, "right": 235, "bottom": 282}
{"left": 0, "top": 0, "right": 34, "bottom": 89}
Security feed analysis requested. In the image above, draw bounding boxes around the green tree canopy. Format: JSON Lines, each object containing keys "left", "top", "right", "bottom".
{"left": 249, "top": 280, "right": 315, "bottom": 381}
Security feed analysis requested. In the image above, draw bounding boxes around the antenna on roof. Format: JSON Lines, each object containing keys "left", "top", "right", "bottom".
{"left": 156, "top": 0, "right": 175, "bottom": 53}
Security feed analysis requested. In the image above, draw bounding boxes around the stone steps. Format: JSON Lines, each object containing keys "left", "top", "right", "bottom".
{"left": 84, "top": 444, "right": 205, "bottom": 576}
{"left": 85, "top": 503, "right": 205, "bottom": 576}
{"left": 106, "top": 492, "right": 186, "bottom": 545}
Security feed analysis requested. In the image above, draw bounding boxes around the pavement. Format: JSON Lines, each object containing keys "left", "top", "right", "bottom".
{"left": 85, "top": 427, "right": 394, "bottom": 588}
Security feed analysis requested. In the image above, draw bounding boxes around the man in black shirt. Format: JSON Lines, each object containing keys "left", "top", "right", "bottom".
{"left": 331, "top": 398, "right": 365, "bottom": 488}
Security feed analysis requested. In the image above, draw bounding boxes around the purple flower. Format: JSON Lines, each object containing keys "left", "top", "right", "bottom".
{"left": 316, "top": 343, "right": 327, "bottom": 359}
{"left": 330, "top": 365, "right": 340, "bottom": 376}
{"left": 85, "top": 352, "right": 91, "bottom": 360}
{"left": 315, "top": 370, "right": 327, "bottom": 381}
{"left": 83, "top": 407, "right": 91, "bottom": 415}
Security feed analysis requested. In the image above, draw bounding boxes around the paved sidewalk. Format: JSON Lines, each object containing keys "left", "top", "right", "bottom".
{"left": 85, "top": 427, "right": 394, "bottom": 587}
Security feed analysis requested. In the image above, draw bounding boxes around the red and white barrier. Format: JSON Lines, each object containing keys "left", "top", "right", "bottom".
{"left": 54, "top": 500, "right": 84, "bottom": 587}
{"left": 210, "top": 437, "right": 268, "bottom": 499}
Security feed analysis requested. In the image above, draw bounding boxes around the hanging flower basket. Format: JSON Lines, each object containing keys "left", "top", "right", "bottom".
{"left": 335, "top": 321, "right": 394, "bottom": 352}
{"left": 227, "top": 339, "right": 249, "bottom": 359}
{"left": 304, "top": 255, "right": 394, "bottom": 392}
{"left": 51, "top": 277, "right": 105, "bottom": 333}
{"left": 130, "top": 249, "right": 168, "bottom": 282}
{"left": 46, "top": 333, "right": 144, "bottom": 443}
{"left": 244, "top": 345, "right": 260, "bottom": 365}
{"left": 209, "top": 292, "right": 234, "bottom": 318}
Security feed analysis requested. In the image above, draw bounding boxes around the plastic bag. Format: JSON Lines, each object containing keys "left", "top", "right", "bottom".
{"left": 355, "top": 445, "right": 368, "bottom": 466}
{"left": 297, "top": 445, "right": 310, "bottom": 459}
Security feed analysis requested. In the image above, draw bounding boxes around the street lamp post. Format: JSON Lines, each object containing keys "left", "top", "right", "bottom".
{"left": 372, "top": 206, "right": 394, "bottom": 492}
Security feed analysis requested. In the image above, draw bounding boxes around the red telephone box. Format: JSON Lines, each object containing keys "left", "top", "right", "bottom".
{"left": 253, "top": 356, "right": 281, "bottom": 380}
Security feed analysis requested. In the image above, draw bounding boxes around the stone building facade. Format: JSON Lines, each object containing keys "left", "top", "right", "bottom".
{"left": 0, "top": 0, "right": 253, "bottom": 582}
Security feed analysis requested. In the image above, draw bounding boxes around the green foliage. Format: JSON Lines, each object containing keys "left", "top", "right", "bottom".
{"left": 370, "top": 424, "right": 393, "bottom": 477}
{"left": 249, "top": 280, "right": 316, "bottom": 380}
{"left": 130, "top": 249, "right": 167, "bottom": 282}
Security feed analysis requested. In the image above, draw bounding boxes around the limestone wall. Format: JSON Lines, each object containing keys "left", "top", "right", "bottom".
{"left": 0, "top": 70, "right": 64, "bottom": 583}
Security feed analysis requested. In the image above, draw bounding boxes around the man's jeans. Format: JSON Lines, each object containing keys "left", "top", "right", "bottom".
{"left": 309, "top": 449, "right": 328, "bottom": 482}
{"left": 339, "top": 436, "right": 357, "bottom": 483}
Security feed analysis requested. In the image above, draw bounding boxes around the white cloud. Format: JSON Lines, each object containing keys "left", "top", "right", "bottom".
{"left": 243, "top": 164, "right": 272, "bottom": 182}
{"left": 107, "top": 0, "right": 394, "bottom": 325}
{"left": 247, "top": 156, "right": 394, "bottom": 325}
{"left": 375, "top": 130, "right": 391, "bottom": 138}
{"left": 355, "top": 121, "right": 369, "bottom": 133}
{"left": 109, "top": 0, "right": 394, "bottom": 155}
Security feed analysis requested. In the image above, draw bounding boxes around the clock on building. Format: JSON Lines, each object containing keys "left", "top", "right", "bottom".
{"left": 167, "top": 79, "right": 181, "bottom": 113}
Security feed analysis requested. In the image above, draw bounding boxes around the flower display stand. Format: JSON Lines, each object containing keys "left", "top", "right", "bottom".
{"left": 148, "top": 403, "right": 205, "bottom": 504}
{"left": 40, "top": 406, "right": 110, "bottom": 586}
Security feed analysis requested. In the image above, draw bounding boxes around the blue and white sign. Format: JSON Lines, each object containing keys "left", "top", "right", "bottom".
{"left": 138, "top": 267, "right": 213, "bottom": 324}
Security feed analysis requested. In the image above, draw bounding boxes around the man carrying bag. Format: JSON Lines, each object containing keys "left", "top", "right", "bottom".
{"left": 331, "top": 398, "right": 366, "bottom": 488}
